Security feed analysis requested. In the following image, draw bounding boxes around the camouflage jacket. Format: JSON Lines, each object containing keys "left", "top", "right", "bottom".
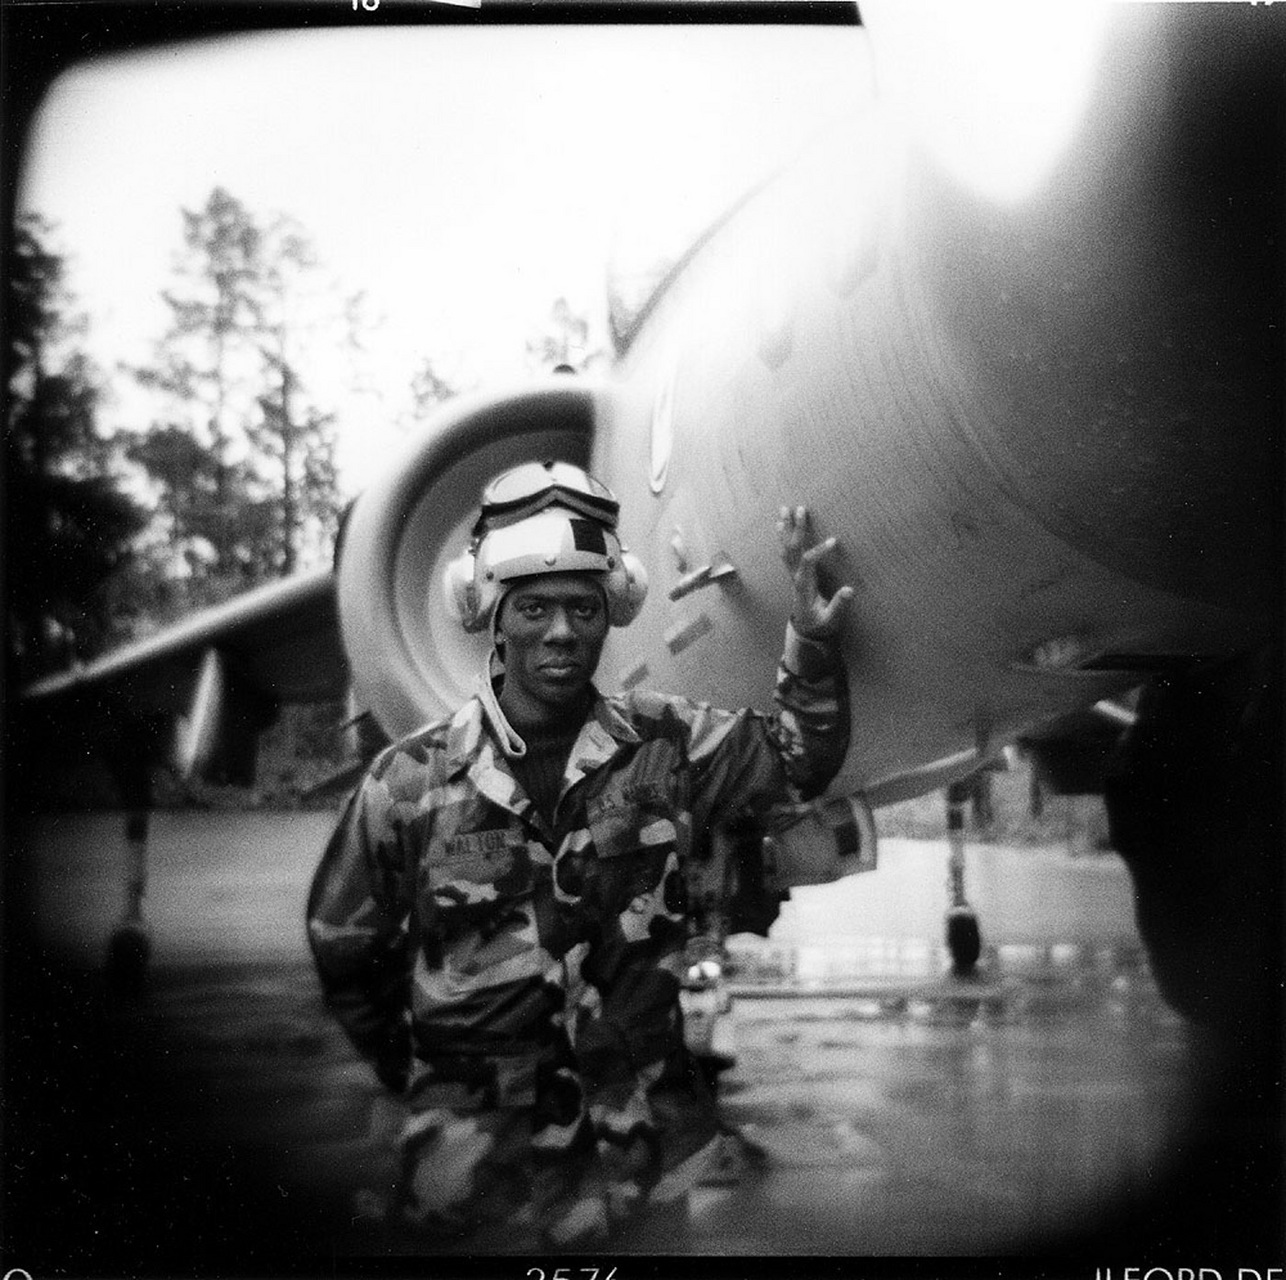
{"left": 306, "top": 622, "right": 848, "bottom": 1245}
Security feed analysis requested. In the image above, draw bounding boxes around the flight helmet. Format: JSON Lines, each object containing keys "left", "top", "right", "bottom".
{"left": 444, "top": 460, "right": 648, "bottom": 633}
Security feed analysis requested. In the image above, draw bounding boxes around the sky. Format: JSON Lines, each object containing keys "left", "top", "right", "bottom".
{"left": 18, "top": 22, "right": 871, "bottom": 495}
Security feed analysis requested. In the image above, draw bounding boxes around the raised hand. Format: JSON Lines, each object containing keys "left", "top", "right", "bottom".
{"left": 778, "top": 505, "right": 854, "bottom": 640}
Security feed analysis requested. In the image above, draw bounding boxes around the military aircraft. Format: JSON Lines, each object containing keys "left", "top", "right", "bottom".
{"left": 13, "top": 2, "right": 1282, "bottom": 1029}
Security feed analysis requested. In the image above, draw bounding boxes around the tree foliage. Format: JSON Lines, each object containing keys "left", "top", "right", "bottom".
{"left": 399, "top": 355, "right": 459, "bottom": 433}
{"left": 525, "top": 297, "right": 606, "bottom": 375}
{"left": 5, "top": 214, "right": 148, "bottom": 679}
{"left": 250, "top": 217, "right": 342, "bottom": 575}
{"left": 127, "top": 188, "right": 346, "bottom": 603}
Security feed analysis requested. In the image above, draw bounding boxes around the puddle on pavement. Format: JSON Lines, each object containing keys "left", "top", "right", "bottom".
{"left": 8, "top": 935, "right": 1256, "bottom": 1258}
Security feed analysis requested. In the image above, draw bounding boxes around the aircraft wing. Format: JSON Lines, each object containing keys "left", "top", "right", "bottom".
{"left": 17, "top": 567, "right": 347, "bottom": 786}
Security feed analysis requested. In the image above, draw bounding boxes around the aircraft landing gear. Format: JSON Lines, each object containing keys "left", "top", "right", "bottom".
{"left": 105, "top": 755, "right": 154, "bottom": 995}
{"left": 106, "top": 809, "right": 153, "bottom": 993}
{"left": 946, "top": 905, "right": 982, "bottom": 973}
{"left": 945, "top": 780, "right": 983, "bottom": 973}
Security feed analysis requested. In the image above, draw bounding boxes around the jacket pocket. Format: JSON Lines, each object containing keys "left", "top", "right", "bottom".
{"left": 423, "top": 828, "right": 537, "bottom": 954}
{"left": 587, "top": 800, "right": 684, "bottom": 925}
{"left": 587, "top": 800, "right": 644, "bottom": 862}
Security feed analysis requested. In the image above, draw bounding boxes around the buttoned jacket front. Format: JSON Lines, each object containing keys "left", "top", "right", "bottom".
{"left": 308, "top": 624, "right": 848, "bottom": 1242}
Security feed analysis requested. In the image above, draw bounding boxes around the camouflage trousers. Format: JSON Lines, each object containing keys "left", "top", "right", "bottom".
{"left": 394, "top": 1046, "right": 721, "bottom": 1247}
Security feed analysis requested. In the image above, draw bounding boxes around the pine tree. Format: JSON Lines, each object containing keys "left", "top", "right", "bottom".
{"left": 5, "top": 215, "right": 148, "bottom": 677}
{"left": 249, "top": 215, "right": 341, "bottom": 575}
{"left": 525, "top": 297, "right": 606, "bottom": 374}
{"left": 127, "top": 189, "right": 349, "bottom": 601}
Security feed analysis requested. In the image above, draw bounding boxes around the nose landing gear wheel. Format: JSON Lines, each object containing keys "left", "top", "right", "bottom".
{"left": 945, "top": 780, "right": 983, "bottom": 974}
{"left": 946, "top": 905, "right": 982, "bottom": 974}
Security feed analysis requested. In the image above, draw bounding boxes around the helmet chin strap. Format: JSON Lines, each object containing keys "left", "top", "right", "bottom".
{"left": 490, "top": 586, "right": 511, "bottom": 664}
{"left": 477, "top": 654, "right": 527, "bottom": 759}
{"left": 482, "top": 593, "right": 524, "bottom": 756}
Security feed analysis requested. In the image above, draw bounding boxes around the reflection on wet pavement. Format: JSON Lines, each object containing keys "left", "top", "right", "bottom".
{"left": 690, "top": 943, "right": 1198, "bottom": 1255}
{"left": 99, "top": 939, "right": 1202, "bottom": 1259}
{"left": 7, "top": 817, "right": 1277, "bottom": 1267}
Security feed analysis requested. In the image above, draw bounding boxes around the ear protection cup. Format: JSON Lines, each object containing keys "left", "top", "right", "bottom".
{"left": 443, "top": 548, "right": 489, "bottom": 632}
{"left": 605, "top": 549, "right": 649, "bottom": 626}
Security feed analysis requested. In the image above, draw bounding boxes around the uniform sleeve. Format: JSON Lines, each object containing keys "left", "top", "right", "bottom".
{"left": 684, "top": 619, "right": 850, "bottom": 827}
{"left": 306, "top": 757, "right": 415, "bottom": 1092}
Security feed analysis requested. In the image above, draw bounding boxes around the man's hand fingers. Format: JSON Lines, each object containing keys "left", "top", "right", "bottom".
{"left": 779, "top": 506, "right": 811, "bottom": 572}
{"left": 778, "top": 505, "right": 808, "bottom": 538}
{"left": 798, "top": 536, "right": 837, "bottom": 568}
{"left": 794, "top": 536, "right": 837, "bottom": 596}
{"left": 818, "top": 584, "right": 855, "bottom": 627}
{"left": 779, "top": 504, "right": 854, "bottom": 637}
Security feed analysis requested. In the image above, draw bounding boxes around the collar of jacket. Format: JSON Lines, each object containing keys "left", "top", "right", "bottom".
{"left": 443, "top": 660, "right": 642, "bottom": 792}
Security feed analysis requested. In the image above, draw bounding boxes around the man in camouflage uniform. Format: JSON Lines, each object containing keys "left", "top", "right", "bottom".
{"left": 307, "top": 461, "right": 853, "bottom": 1248}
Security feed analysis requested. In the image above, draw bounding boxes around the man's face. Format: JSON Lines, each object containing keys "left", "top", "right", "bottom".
{"left": 496, "top": 573, "right": 609, "bottom": 717}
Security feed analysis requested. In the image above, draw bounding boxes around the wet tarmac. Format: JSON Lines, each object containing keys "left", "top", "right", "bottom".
{"left": 4, "top": 814, "right": 1282, "bottom": 1274}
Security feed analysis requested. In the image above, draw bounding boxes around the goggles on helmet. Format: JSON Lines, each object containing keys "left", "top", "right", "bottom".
{"left": 444, "top": 461, "right": 648, "bottom": 633}
{"left": 473, "top": 460, "right": 620, "bottom": 537}
{"left": 477, "top": 508, "right": 618, "bottom": 585}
